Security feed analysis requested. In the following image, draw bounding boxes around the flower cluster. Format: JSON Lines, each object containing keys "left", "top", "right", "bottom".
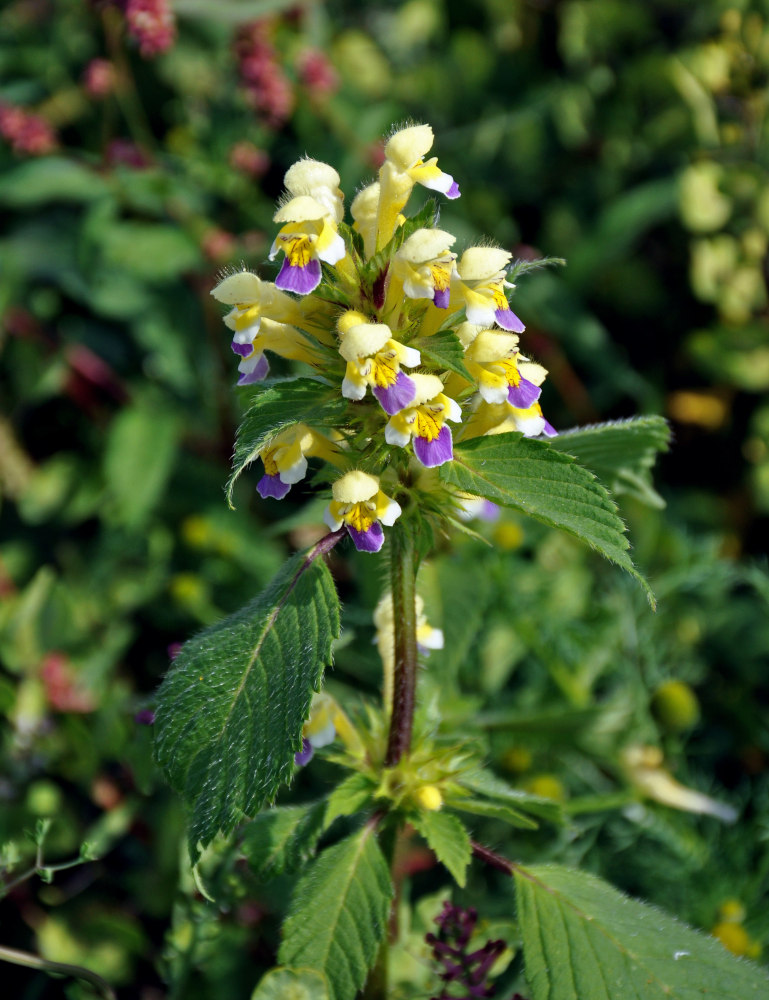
{"left": 0, "top": 102, "right": 57, "bottom": 156}
{"left": 235, "top": 19, "right": 294, "bottom": 129}
{"left": 125, "top": 0, "right": 176, "bottom": 58}
{"left": 426, "top": 901, "right": 507, "bottom": 1000}
{"left": 211, "top": 123, "right": 557, "bottom": 553}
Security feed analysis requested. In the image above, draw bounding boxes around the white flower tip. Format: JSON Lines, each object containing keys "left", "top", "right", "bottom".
{"left": 284, "top": 158, "right": 341, "bottom": 194}
{"left": 459, "top": 246, "right": 512, "bottom": 281}
{"left": 274, "top": 194, "right": 327, "bottom": 224}
{"left": 397, "top": 228, "right": 456, "bottom": 263}
{"left": 211, "top": 270, "right": 263, "bottom": 304}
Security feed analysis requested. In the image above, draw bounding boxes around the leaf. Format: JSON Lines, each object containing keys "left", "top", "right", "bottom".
{"left": 251, "top": 967, "right": 330, "bottom": 1000}
{"left": 508, "top": 255, "right": 567, "bottom": 282}
{"left": 99, "top": 222, "right": 201, "bottom": 283}
{"left": 228, "top": 378, "right": 348, "bottom": 506}
{"left": 458, "top": 770, "right": 562, "bottom": 825}
{"left": 153, "top": 547, "right": 340, "bottom": 859}
{"left": 0, "top": 157, "right": 110, "bottom": 206}
{"left": 440, "top": 434, "right": 653, "bottom": 605}
{"left": 411, "top": 810, "right": 471, "bottom": 887}
{"left": 515, "top": 864, "right": 769, "bottom": 1000}
{"left": 241, "top": 802, "right": 326, "bottom": 879}
{"left": 278, "top": 825, "right": 393, "bottom": 1000}
{"left": 445, "top": 797, "right": 539, "bottom": 830}
{"left": 324, "top": 774, "right": 376, "bottom": 829}
{"left": 414, "top": 328, "right": 473, "bottom": 382}
{"left": 549, "top": 417, "right": 670, "bottom": 509}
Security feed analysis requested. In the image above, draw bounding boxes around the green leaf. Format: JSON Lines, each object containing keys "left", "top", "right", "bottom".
{"left": 440, "top": 433, "right": 653, "bottom": 605}
{"left": 324, "top": 774, "right": 376, "bottom": 829}
{"left": 445, "top": 797, "right": 539, "bottom": 830}
{"left": 549, "top": 417, "right": 670, "bottom": 509}
{"left": 458, "top": 770, "right": 562, "bottom": 825}
{"left": 515, "top": 864, "right": 769, "bottom": 1000}
{"left": 228, "top": 378, "right": 348, "bottom": 506}
{"left": 99, "top": 222, "right": 201, "bottom": 283}
{"left": 241, "top": 802, "right": 326, "bottom": 879}
{"left": 0, "top": 157, "right": 110, "bottom": 206}
{"left": 278, "top": 826, "right": 393, "bottom": 1000}
{"left": 411, "top": 810, "right": 471, "bottom": 887}
{"left": 153, "top": 547, "right": 340, "bottom": 859}
{"left": 176, "top": 0, "right": 300, "bottom": 22}
{"left": 414, "top": 328, "right": 473, "bottom": 382}
{"left": 251, "top": 967, "right": 330, "bottom": 1000}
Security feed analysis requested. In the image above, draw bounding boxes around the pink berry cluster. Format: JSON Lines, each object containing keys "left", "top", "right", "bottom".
{"left": 235, "top": 20, "right": 294, "bottom": 129}
{"left": 0, "top": 102, "right": 57, "bottom": 156}
{"left": 125, "top": 0, "right": 176, "bottom": 58}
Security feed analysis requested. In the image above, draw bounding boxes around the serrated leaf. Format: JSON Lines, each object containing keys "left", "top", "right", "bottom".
{"left": 279, "top": 825, "right": 393, "bottom": 1000}
{"left": 550, "top": 417, "right": 670, "bottom": 509}
{"left": 411, "top": 810, "right": 471, "bottom": 887}
{"left": 324, "top": 774, "right": 376, "bottom": 829}
{"left": 228, "top": 378, "right": 348, "bottom": 505}
{"left": 414, "top": 328, "right": 473, "bottom": 382}
{"left": 515, "top": 864, "right": 769, "bottom": 1000}
{"left": 458, "top": 770, "right": 562, "bottom": 825}
{"left": 153, "top": 547, "right": 340, "bottom": 859}
{"left": 445, "top": 797, "right": 539, "bottom": 830}
{"left": 251, "top": 966, "right": 330, "bottom": 1000}
{"left": 241, "top": 802, "right": 326, "bottom": 879}
{"left": 441, "top": 433, "right": 653, "bottom": 605}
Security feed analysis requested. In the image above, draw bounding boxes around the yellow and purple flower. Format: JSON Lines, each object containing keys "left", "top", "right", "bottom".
{"left": 270, "top": 195, "right": 346, "bottom": 294}
{"left": 211, "top": 269, "right": 301, "bottom": 358}
{"left": 283, "top": 158, "right": 344, "bottom": 222}
{"left": 256, "top": 424, "right": 338, "bottom": 500}
{"left": 339, "top": 322, "right": 421, "bottom": 415}
{"left": 454, "top": 247, "right": 524, "bottom": 333}
{"left": 384, "top": 373, "right": 462, "bottom": 467}
{"left": 464, "top": 328, "right": 547, "bottom": 408}
{"left": 232, "top": 318, "right": 320, "bottom": 385}
{"left": 393, "top": 228, "right": 457, "bottom": 309}
{"left": 323, "top": 471, "right": 402, "bottom": 553}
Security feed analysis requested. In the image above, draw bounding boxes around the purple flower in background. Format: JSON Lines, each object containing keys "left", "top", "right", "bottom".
{"left": 426, "top": 901, "right": 507, "bottom": 999}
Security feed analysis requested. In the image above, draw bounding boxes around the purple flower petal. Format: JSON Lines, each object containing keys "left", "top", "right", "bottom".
{"left": 294, "top": 737, "right": 314, "bottom": 767}
{"left": 494, "top": 307, "right": 525, "bottom": 333}
{"left": 347, "top": 521, "right": 384, "bottom": 553}
{"left": 257, "top": 473, "right": 291, "bottom": 500}
{"left": 237, "top": 353, "right": 270, "bottom": 385}
{"left": 414, "top": 425, "right": 453, "bottom": 467}
{"left": 134, "top": 709, "right": 155, "bottom": 725}
{"left": 275, "top": 257, "right": 321, "bottom": 295}
{"left": 479, "top": 500, "right": 500, "bottom": 522}
{"left": 433, "top": 286, "right": 450, "bottom": 309}
{"left": 231, "top": 340, "right": 254, "bottom": 357}
{"left": 372, "top": 370, "right": 416, "bottom": 415}
{"left": 445, "top": 180, "right": 460, "bottom": 200}
{"left": 507, "top": 376, "right": 541, "bottom": 409}
{"left": 542, "top": 420, "right": 558, "bottom": 437}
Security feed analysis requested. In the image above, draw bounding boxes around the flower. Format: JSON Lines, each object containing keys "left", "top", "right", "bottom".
{"left": 621, "top": 745, "right": 737, "bottom": 823}
{"left": 283, "top": 158, "right": 344, "bottom": 223}
{"left": 339, "top": 322, "right": 421, "bottom": 414}
{"left": 125, "top": 0, "right": 176, "bottom": 58}
{"left": 323, "top": 471, "right": 402, "bottom": 553}
{"left": 385, "top": 374, "right": 462, "bottom": 467}
{"left": 464, "top": 328, "right": 547, "bottom": 408}
{"left": 393, "top": 228, "right": 457, "bottom": 309}
{"left": 465, "top": 398, "right": 556, "bottom": 439}
{"left": 232, "top": 319, "right": 320, "bottom": 385}
{"left": 454, "top": 247, "right": 524, "bottom": 332}
{"left": 294, "top": 692, "right": 338, "bottom": 765}
{"left": 426, "top": 902, "right": 507, "bottom": 1000}
{"left": 350, "top": 182, "right": 382, "bottom": 259}
{"left": 211, "top": 270, "right": 302, "bottom": 356}
{"left": 256, "top": 425, "right": 338, "bottom": 500}
{"left": 270, "top": 195, "right": 346, "bottom": 294}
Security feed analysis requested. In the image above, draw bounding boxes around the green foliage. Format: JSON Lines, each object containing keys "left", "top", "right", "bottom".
{"left": 251, "top": 967, "right": 330, "bottom": 1000}
{"left": 411, "top": 810, "right": 471, "bottom": 887}
{"left": 241, "top": 802, "right": 326, "bottom": 879}
{"left": 278, "top": 826, "right": 393, "bottom": 1000}
{"left": 442, "top": 434, "right": 653, "bottom": 603}
{"left": 324, "top": 773, "right": 378, "bottom": 829}
{"left": 414, "top": 328, "right": 473, "bottom": 382}
{"left": 515, "top": 865, "right": 769, "bottom": 999}
{"left": 153, "top": 548, "right": 340, "bottom": 858}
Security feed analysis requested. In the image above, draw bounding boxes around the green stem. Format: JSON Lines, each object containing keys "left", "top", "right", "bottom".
{"left": 384, "top": 523, "right": 418, "bottom": 768}
{"left": 0, "top": 944, "right": 116, "bottom": 999}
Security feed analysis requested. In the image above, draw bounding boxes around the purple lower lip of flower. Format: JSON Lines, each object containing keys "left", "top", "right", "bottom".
{"left": 433, "top": 286, "right": 450, "bottom": 309}
{"left": 231, "top": 340, "right": 254, "bottom": 357}
{"left": 237, "top": 353, "right": 270, "bottom": 385}
{"left": 294, "top": 737, "right": 314, "bottom": 767}
{"left": 134, "top": 709, "right": 155, "bottom": 725}
{"left": 347, "top": 520, "right": 384, "bottom": 553}
{"left": 542, "top": 420, "right": 557, "bottom": 437}
{"left": 373, "top": 370, "right": 416, "bottom": 415}
{"left": 414, "top": 425, "right": 453, "bottom": 467}
{"left": 507, "top": 376, "right": 541, "bottom": 409}
{"left": 256, "top": 473, "right": 291, "bottom": 500}
{"left": 479, "top": 500, "right": 500, "bottom": 521}
{"left": 495, "top": 307, "right": 525, "bottom": 333}
{"left": 275, "top": 256, "right": 322, "bottom": 295}
{"left": 445, "top": 180, "right": 460, "bottom": 199}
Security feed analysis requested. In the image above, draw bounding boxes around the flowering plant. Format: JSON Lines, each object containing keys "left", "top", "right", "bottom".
{"left": 151, "top": 125, "right": 767, "bottom": 1000}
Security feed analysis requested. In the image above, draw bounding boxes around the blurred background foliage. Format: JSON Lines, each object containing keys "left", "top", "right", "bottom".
{"left": 1, "top": 0, "right": 768, "bottom": 997}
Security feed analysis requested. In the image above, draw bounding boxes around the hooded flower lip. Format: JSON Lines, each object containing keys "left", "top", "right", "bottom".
{"left": 339, "top": 322, "right": 421, "bottom": 415}
{"left": 465, "top": 329, "right": 547, "bottom": 408}
{"left": 383, "top": 124, "right": 460, "bottom": 199}
{"left": 394, "top": 228, "right": 457, "bottom": 308}
{"left": 455, "top": 247, "right": 524, "bottom": 333}
{"left": 255, "top": 424, "right": 330, "bottom": 500}
{"left": 211, "top": 270, "right": 301, "bottom": 356}
{"left": 350, "top": 181, "right": 381, "bottom": 259}
{"left": 323, "top": 470, "right": 402, "bottom": 553}
{"left": 385, "top": 373, "right": 462, "bottom": 467}
{"left": 270, "top": 195, "right": 346, "bottom": 295}
{"left": 283, "top": 158, "right": 344, "bottom": 222}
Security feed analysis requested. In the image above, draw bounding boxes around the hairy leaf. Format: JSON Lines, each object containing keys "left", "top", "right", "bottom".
{"left": 279, "top": 826, "right": 392, "bottom": 1000}
{"left": 458, "top": 770, "right": 562, "bottom": 825}
{"left": 441, "top": 434, "right": 652, "bottom": 604}
{"left": 515, "top": 864, "right": 769, "bottom": 1000}
{"left": 411, "top": 810, "right": 472, "bottom": 887}
{"left": 445, "top": 797, "right": 539, "bottom": 830}
{"left": 415, "top": 328, "right": 473, "bottom": 382}
{"left": 550, "top": 416, "right": 670, "bottom": 508}
{"left": 250, "top": 967, "right": 330, "bottom": 1000}
{"left": 324, "top": 773, "right": 376, "bottom": 829}
{"left": 154, "top": 547, "right": 340, "bottom": 859}
{"left": 241, "top": 802, "right": 326, "bottom": 879}
{"left": 228, "top": 378, "right": 347, "bottom": 506}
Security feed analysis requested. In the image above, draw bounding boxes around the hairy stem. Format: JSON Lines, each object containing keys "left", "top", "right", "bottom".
{"left": 0, "top": 944, "right": 116, "bottom": 999}
{"left": 384, "top": 523, "right": 418, "bottom": 767}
